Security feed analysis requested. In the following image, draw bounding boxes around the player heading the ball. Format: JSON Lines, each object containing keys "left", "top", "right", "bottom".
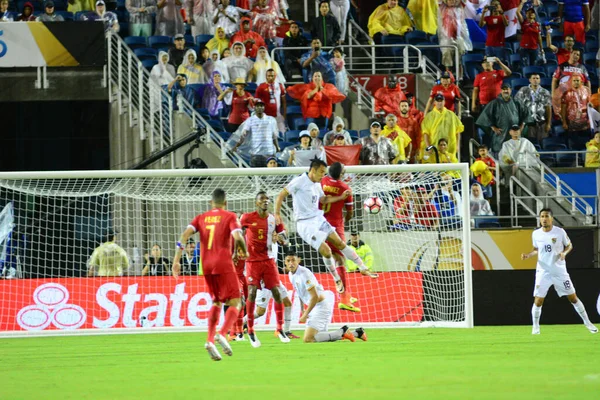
{"left": 173, "top": 188, "right": 249, "bottom": 361}
{"left": 285, "top": 249, "right": 367, "bottom": 343}
{"left": 240, "top": 191, "right": 291, "bottom": 347}
{"left": 274, "top": 159, "right": 376, "bottom": 294}
{"left": 521, "top": 208, "right": 597, "bottom": 335}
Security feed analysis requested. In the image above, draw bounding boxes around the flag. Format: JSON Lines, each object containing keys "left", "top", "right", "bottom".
{"left": 465, "top": 0, "right": 490, "bottom": 22}
{"left": 588, "top": 103, "right": 600, "bottom": 132}
{"left": 503, "top": 6, "right": 520, "bottom": 38}
{"left": 324, "top": 145, "right": 362, "bottom": 166}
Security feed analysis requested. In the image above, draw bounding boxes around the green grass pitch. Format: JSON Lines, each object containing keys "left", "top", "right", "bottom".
{"left": 1, "top": 325, "right": 598, "bottom": 400}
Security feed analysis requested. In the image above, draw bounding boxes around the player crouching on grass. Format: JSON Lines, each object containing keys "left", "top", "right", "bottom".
{"left": 284, "top": 249, "right": 367, "bottom": 343}
{"left": 521, "top": 208, "right": 598, "bottom": 335}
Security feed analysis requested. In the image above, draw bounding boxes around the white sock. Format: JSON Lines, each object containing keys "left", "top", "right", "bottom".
{"left": 340, "top": 245, "right": 366, "bottom": 271}
{"left": 284, "top": 305, "right": 292, "bottom": 332}
{"left": 314, "top": 328, "right": 344, "bottom": 342}
{"left": 572, "top": 300, "right": 592, "bottom": 325}
{"left": 531, "top": 304, "right": 542, "bottom": 327}
{"left": 323, "top": 256, "right": 341, "bottom": 280}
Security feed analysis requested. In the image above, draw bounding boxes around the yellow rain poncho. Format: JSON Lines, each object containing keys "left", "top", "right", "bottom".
{"left": 420, "top": 106, "right": 464, "bottom": 157}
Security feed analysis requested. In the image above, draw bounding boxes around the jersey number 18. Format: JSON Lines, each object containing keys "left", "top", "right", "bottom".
{"left": 544, "top": 244, "right": 552, "bottom": 253}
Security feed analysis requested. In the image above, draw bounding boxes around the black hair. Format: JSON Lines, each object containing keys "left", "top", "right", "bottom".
{"left": 539, "top": 208, "right": 553, "bottom": 216}
{"left": 309, "top": 158, "right": 328, "bottom": 171}
{"left": 438, "top": 138, "right": 448, "bottom": 145}
{"left": 285, "top": 247, "right": 298, "bottom": 257}
{"left": 255, "top": 190, "right": 268, "bottom": 200}
{"left": 212, "top": 188, "right": 226, "bottom": 204}
{"left": 332, "top": 47, "right": 344, "bottom": 56}
{"left": 319, "top": 0, "right": 330, "bottom": 7}
{"left": 478, "top": 144, "right": 488, "bottom": 150}
{"left": 399, "top": 99, "right": 410, "bottom": 105}
{"left": 106, "top": 231, "right": 116, "bottom": 242}
{"left": 328, "top": 162, "right": 344, "bottom": 180}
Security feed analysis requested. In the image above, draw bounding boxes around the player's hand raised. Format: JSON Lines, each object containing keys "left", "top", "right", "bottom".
{"left": 275, "top": 214, "right": 283, "bottom": 225}
{"left": 341, "top": 190, "right": 351, "bottom": 199}
{"left": 172, "top": 262, "right": 181, "bottom": 278}
{"left": 521, "top": 253, "right": 529, "bottom": 260}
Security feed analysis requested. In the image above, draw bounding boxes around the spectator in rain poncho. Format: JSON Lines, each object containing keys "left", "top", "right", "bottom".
{"left": 202, "top": 70, "right": 226, "bottom": 118}
{"left": 155, "top": 0, "right": 184, "bottom": 36}
{"left": 498, "top": 125, "right": 538, "bottom": 185}
{"left": 281, "top": 131, "right": 326, "bottom": 166}
{"left": 151, "top": 51, "right": 177, "bottom": 85}
{"left": 222, "top": 41, "right": 254, "bottom": 81}
{"left": 187, "top": 0, "right": 216, "bottom": 37}
{"left": 178, "top": 49, "right": 208, "bottom": 84}
{"left": 248, "top": 46, "right": 286, "bottom": 85}
{"left": 323, "top": 116, "right": 352, "bottom": 145}
{"left": 206, "top": 26, "right": 231, "bottom": 56}
{"left": 229, "top": 17, "right": 266, "bottom": 58}
{"left": 437, "top": 0, "right": 472, "bottom": 71}
{"left": 250, "top": 0, "right": 287, "bottom": 43}
{"left": 168, "top": 73, "right": 196, "bottom": 108}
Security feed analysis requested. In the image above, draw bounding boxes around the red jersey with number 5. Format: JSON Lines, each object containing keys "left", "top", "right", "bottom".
{"left": 189, "top": 208, "right": 242, "bottom": 275}
{"left": 320, "top": 176, "right": 353, "bottom": 228}
{"left": 240, "top": 212, "right": 285, "bottom": 262}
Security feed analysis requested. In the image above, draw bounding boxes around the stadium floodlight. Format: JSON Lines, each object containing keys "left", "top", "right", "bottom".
{"left": 0, "top": 164, "right": 472, "bottom": 337}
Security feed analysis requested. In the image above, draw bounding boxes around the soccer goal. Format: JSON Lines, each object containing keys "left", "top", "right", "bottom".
{"left": 0, "top": 164, "right": 472, "bottom": 337}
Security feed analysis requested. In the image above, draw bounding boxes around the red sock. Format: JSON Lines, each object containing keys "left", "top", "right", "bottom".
{"left": 274, "top": 301, "right": 284, "bottom": 331}
{"left": 246, "top": 300, "right": 256, "bottom": 333}
{"left": 235, "top": 311, "right": 244, "bottom": 334}
{"left": 207, "top": 305, "right": 221, "bottom": 343}
{"left": 219, "top": 306, "right": 240, "bottom": 337}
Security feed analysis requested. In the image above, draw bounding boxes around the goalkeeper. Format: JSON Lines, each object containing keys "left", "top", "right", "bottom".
{"left": 87, "top": 231, "right": 129, "bottom": 277}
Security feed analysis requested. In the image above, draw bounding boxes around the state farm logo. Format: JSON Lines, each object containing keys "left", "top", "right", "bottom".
{"left": 16, "top": 283, "right": 86, "bottom": 331}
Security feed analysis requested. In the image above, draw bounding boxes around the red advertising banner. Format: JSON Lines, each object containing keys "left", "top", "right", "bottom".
{"left": 0, "top": 272, "right": 423, "bottom": 332}
{"left": 324, "top": 144, "right": 362, "bottom": 166}
{"left": 350, "top": 74, "right": 416, "bottom": 96}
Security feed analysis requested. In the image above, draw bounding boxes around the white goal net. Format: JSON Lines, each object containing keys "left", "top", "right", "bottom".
{"left": 0, "top": 165, "right": 472, "bottom": 337}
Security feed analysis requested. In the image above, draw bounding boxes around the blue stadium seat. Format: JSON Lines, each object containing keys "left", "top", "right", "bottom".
{"left": 552, "top": 125, "right": 565, "bottom": 137}
{"left": 284, "top": 130, "right": 301, "bottom": 142}
{"left": 359, "top": 129, "right": 370, "bottom": 138}
{"left": 148, "top": 36, "right": 172, "bottom": 49}
{"left": 286, "top": 105, "right": 302, "bottom": 115}
{"left": 196, "top": 108, "right": 210, "bottom": 118}
{"left": 55, "top": 10, "right": 72, "bottom": 20}
{"left": 184, "top": 34, "right": 195, "bottom": 45}
{"left": 52, "top": 0, "right": 67, "bottom": 10}
{"left": 585, "top": 39, "right": 598, "bottom": 53}
{"left": 417, "top": 42, "right": 440, "bottom": 65}
{"left": 542, "top": 137, "right": 567, "bottom": 150}
{"left": 290, "top": 117, "right": 306, "bottom": 131}
{"left": 74, "top": 11, "right": 87, "bottom": 21}
{"left": 544, "top": 2, "right": 559, "bottom": 17}
{"left": 141, "top": 59, "right": 157, "bottom": 70}
{"left": 302, "top": 31, "right": 311, "bottom": 41}
{"left": 556, "top": 153, "right": 576, "bottom": 167}
{"left": 540, "top": 77, "right": 553, "bottom": 89}
{"left": 207, "top": 119, "right": 225, "bottom": 132}
{"left": 217, "top": 131, "right": 231, "bottom": 142}
{"left": 544, "top": 64, "right": 557, "bottom": 78}
{"left": 195, "top": 34, "right": 212, "bottom": 46}
{"left": 429, "top": 35, "right": 438, "bottom": 44}
{"left": 583, "top": 52, "right": 596, "bottom": 70}
{"left": 509, "top": 54, "right": 522, "bottom": 70}
{"left": 246, "top": 82, "right": 257, "bottom": 92}
{"left": 512, "top": 78, "right": 530, "bottom": 92}
{"left": 585, "top": 32, "right": 598, "bottom": 42}
{"left": 568, "top": 137, "right": 588, "bottom": 151}
{"left": 347, "top": 130, "right": 358, "bottom": 141}
{"left": 134, "top": 47, "right": 158, "bottom": 57}
{"left": 405, "top": 30, "right": 428, "bottom": 45}
{"left": 471, "top": 42, "right": 486, "bottom": 54}
{"left": 116, "top": 0, "right": 125, "bottom": 9}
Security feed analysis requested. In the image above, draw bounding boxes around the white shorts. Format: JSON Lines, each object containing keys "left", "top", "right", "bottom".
{"left": 296, "top": 216, "right": 335, "bottom": 252}
{"left": 533, "top": 269, "right": 576, "bottom": 298}
{"left": 306, "top": 299, "right": 333, "bottom": 332}
{"left": 255, "top": 282, "right": 289, "bottom": 309}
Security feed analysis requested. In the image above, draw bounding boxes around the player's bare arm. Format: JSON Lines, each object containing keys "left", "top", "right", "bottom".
{"left": 172, "top": 226, "right": 195, "bottom": 278}
{"left": 521, "top": 247, "right": 538, "bottom": 260}
{"left": 233, "top": 230, "right": 249, "bottom": 259}
{"left": 299, "top": 286, "right": 323, "bottom": 323}
{"left": 274, "top": 188, "right": 289, "bottom": 224}
{"left": 559, "top": 242, "right": 573, "bottom": 261}
{"left": 320, "top": 190, "right": 351, "bottom": 205}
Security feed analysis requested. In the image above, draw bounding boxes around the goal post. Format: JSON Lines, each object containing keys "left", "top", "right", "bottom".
{"left": 0, "top": 164, "right": 472, "bottom": 338}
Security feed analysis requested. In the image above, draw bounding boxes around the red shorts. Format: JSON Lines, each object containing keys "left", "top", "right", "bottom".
{"left": 237, "top": 272, "right": 248, "bottom": 299}
{"left": 326, "top": 224, "right": 345, "bottom": 258}
{"left": 204, "top": 271, "right": 241, "bottom": 303}
{"left": 246, "top": 259, "right": 279, "bottom": 290}
{"left": 564, "top": 21, "right": 585, "bottom": 44}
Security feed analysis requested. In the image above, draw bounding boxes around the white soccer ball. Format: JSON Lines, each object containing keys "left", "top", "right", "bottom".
{"left": 363, "top": 197, "right": 383, "bottom": 215}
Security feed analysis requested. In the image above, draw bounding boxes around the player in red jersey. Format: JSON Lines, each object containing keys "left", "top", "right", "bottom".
{"left": 240, "top": 191, "right": 291, "bottom": 347}
{"left": 321, "top": 162, "right": 378, "bottom": 313}
{"left": 173, "top": 189, "right": 248, "bottom": 362}
{"left": 230, "top": 247, "right": 249, "bottom": 341}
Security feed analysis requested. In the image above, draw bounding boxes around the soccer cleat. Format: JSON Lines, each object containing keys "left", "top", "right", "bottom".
{"left": 360, "top": 269, "right": 379, "bottom": 278}
{"left": 335, "top": 279, "right": 345, "bottom": 293}
{"left": 205, "top": 342, "right": 222, "bottom": 361}
{"left": 285, "top": 331, "right": 301, "bottom": 339}
{"left": 214, "top": 334, "right": 233, "bottom": 356}
{"left": 233, "top": 333, "right": 245, "bottom": 341}
{"left": 350, "top": 296, "right": 358, "bottom": 304}
{"left": 276, "top": 329, "right": 291, "bottom": 343}
{"left": 248, "top": 332, "right": 262, "bottom": 348}
{"left": 340, "top": 326, "right": 356, "bottom": 342}
{"left": 354, "top": 327, "right": 368, "bottom": 341}
{"left": 586, "top": 324, "right": 598, "bottom": 334}
{"left": 532, "top": 326, "right": 540, "bottom": 335}
{"left": 338, "top": 302, "right": 361, "bottom": 313}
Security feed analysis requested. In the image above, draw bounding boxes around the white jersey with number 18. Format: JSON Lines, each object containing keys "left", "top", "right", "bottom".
{"left": 531, "top": 226, "right": 571, "bottom": 276}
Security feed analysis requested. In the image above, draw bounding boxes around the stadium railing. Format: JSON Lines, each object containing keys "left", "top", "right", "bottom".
{"left": 106, "top": 32, "right": 250, "bottom": 168}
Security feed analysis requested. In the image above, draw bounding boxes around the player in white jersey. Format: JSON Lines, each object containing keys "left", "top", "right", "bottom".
{"left": 249, "top": 280, "right": 301, "bottom": 339}
{"left": 274, "top": 158, "right": 373, "bottom": 294}
{"left": 521, "top": 208, "right": 598, "bottom": 335}
{"left": 284, "top": 249, "right": 367, "bottom": 343}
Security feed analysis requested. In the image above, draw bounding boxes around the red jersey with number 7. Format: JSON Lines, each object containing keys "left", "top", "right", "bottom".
{"left": 240, "top": 212, "right": 285, "bottom": 262}
{"left": 189, "top": 208, "right": 242, "bottom": 275}
{"left": 320, "top": 176, "right": 353, "bottom": 228}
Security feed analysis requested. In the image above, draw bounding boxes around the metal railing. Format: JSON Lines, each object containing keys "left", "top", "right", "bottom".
{"left": 509, "top": 176, "right": 544, "bottom": 227}
{"left": 106, "top": 32, "right": 249, "bottom": 168}
{"left": 537, "top": 149, "right": 590, "bottom": 168}
{"left": 469, "top": 138, "right": 501, "bottom": 214}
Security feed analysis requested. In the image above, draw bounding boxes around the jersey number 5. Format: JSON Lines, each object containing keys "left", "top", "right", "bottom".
{"left": 258, "top": 229, "right": 264, "bottom": 240}
{"left": 206, "top": 225, "right": 216, "bottom": 250}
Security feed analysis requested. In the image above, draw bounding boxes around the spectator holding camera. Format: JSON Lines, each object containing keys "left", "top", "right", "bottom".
{"left": 516, "top": 2, "right": 543, "bottom": 68}
{"left": 168, "top": 73, "right": 196, "bottom": 108}
{"left": 142, "top": 244, "right": 171, "bottom": 276}
{"left": 479, "top": 0, "right": 508, "bottom": 60}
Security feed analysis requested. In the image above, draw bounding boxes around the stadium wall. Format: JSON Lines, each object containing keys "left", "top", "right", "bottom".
{"left": 474, "top": 269, "right": 600, "bottom": 326}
